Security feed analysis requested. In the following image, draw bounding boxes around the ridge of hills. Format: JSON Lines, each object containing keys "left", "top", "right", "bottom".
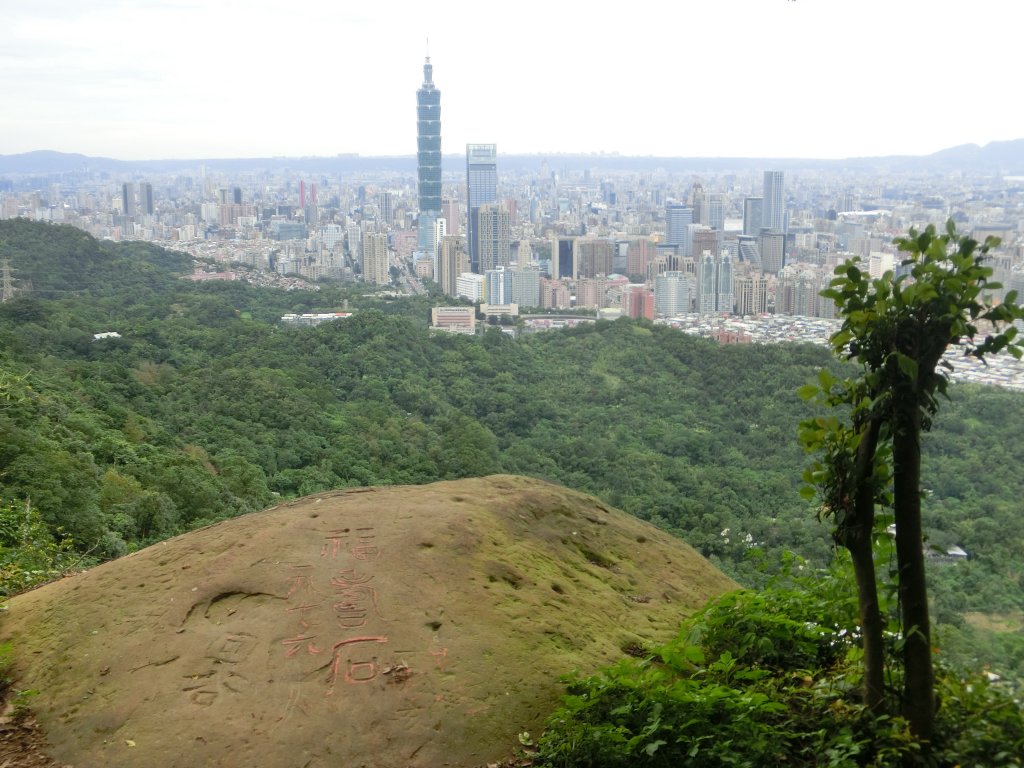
{"left": 3, "top": 139, "right": 1024, "bottom": 175}
{"left": 1, "top": 475, "right": 737, "bottom": 768}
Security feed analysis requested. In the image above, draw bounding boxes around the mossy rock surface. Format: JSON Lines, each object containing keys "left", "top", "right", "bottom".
{"left": 2, "top": 475, "right": 736, "bottom": 767}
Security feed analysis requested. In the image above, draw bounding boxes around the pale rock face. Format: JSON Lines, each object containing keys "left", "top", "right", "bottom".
{"left": 3, "top": 475, "right": 735, "bottom": 768}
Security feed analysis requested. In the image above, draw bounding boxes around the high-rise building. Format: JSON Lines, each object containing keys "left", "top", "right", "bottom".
{"left": 1, "top": 198, "right": 19, "bottom": 220}
{"left": 456, "top": 272, "right": 485, "bottom": 302}
{"left": 687, "top": 182, "right": 706, "bottom": 223}
{"left": 735, "top": 273, "right": 768, "bottom": 316}
{"left": 737, "top": 235, "right": 762, "bottom": 270}
{"left": 699, "top": 252, "right": 717, "bottom": 314}
{"left": 466, "top": 143, "right": 498, "bottom": 273}
{"left": 417, "top": 57, "right": 442, "bottom": 251}
{"left": 706, "top": 194, "right": 724, "bottom": 231}
{"left": 551, "top": 236, "right": 577, "bottom": 281}
{"left": 743, "top": 197, "right": 763, "bottom": 236}
{"left": 303, "top": 182, "right": 319, "bottom": 228}
{"left": 576, "top": 238, "right": 615, "bottom": 278}
{"left": 697, "top": 252, "right": 734, "bottom": 315}
{"left": 362, "top": 232, "right": 390, "bottom": 286}
{"left": 868, "top": 251, "right": 895, "bottom": 281}
{"left": 510, "top": 267, "right": 541, "bottom": 308}
{"left": 321, "top": 224, "right": 344, "bottom": 251}
{"left": 762, "top": 171, "right": 785, "bottom": 232}
{"left": 775, "top": 266, "right": 834, "bottom": 318}
{"left": 717, "top": 251, "right": 734, "bottom": 315}
{"left": 654, "top": 271, "right": 693, "bottom": 317}
{"left": 665, "top": 204, "right": 693, "bottom": 250}
{"left": 793, "top": 269, "right": 818, "bottom": 317}
{"left": 686, "top": 223, "right": 705, "bottom": 258}
{"left": 539, "top": 278, "right": 571, "bottom": 310}
{"left": 485, "top": 266, "right": 512, "bottom": 304}
{"left": 346, "top": 224, "right": 362, "bottom": 266}
{"left": 139, "top": 182, "right": 154, "bottom": 216}
{"left": 627, "top": 238, "right": 656, "bottom": 278}
{"left": 818, "top": 277, "right": 838, "bottom": 319}
{"left": 122, "top": 183, "right": 135, "bottom": 219}
{"left": 645, "top": 254, "right": 666, "bottom": 281}
{"left": 476, "top": 203, "right": 511, "bottom": 272}
{"left": 503, "top": 197, "right": 517, "bottom": 225}
{"left": 721, "top": 237, "right": 740, "bottom": 263}
{"left": 515, "top": 240, "right": 533, "bottom": 268}
{"left": 576, "top": 277, "right": 610, "bottom": 310}
{"left": 437, "top": 234, "right": 468, "bottom": 297}
{"left": 442, "top": 198, "right": 460, "bottom": 235}
{"left": 431, "top": 217, "right": 447, "bottom": 278}
{"left": 692, "top": 228, "right": 721, "bottom": 262}
{"left": 378, "top": 191, "right": 395, "bottom": 228}
{"left": 759, "top": 230, "right": 786, "bottom": 275}
{"left": 622, "top": 286, "right": 655, "bottom": 320}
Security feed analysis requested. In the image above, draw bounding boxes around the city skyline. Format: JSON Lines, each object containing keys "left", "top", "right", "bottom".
{"left": 2, "top": 0, "right": 1020, "bottom": 162}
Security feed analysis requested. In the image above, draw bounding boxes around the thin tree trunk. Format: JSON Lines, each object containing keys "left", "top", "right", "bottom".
{"left": 892, "top": 407, "right": 934, "bottom": 740}
{"left": 845, "top": 418, "right": 885, "bottom": 712}
{"left": 847, "top": 529, "right": 885, "bottom": 710}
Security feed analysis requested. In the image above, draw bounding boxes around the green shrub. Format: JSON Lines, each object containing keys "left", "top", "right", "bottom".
{"left": 0, "top": 500, "right": 80, "bottom": 596}
{"left": 535, "top": 568, "right": 1024, "bottom": 767}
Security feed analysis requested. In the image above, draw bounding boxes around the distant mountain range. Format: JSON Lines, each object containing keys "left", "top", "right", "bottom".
{"left": 3, "top": 140, "right": 1024, "bottom": 176}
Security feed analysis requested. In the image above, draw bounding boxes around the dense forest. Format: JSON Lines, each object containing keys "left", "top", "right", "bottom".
{"left": 1, "top": 219, "right": 1023, "bottom": 682}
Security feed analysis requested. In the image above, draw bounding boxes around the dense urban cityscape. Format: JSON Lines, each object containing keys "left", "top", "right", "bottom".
{"left": 2, "top": 58, "right": 1023, "bottom": 387}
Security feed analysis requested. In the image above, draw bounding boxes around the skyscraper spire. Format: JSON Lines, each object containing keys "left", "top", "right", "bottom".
{"left": 416, "top": 54, "right": 442, "bottom": 251}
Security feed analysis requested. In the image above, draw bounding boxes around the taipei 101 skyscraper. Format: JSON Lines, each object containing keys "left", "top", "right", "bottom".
{"left": 416, "top": 54, "right": 442, "bottom": 251}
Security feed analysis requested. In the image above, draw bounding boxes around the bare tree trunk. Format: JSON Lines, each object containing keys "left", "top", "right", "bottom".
{"left": 892, "top": 408, "right": 934, "bottom": 740}
{"left": 844, "top": 418, "right": 885, "bottom": 711}
{"left": 846, "top": 528, "right": 885, "bottom": 710}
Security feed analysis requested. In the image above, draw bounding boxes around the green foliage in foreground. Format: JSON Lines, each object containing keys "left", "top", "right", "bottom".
{"left": 799, "top": 220, "right": 1024, "bottom": 738}
{"left": 0, "top": 500, "right": 82, "bottom": 597}
{"left": 535, "top": 567, "right": 1024, "bottom": 767}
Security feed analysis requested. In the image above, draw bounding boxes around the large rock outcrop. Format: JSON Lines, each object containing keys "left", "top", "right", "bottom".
{"left": 1, "top": 475, "right": 737, "bottom": 767}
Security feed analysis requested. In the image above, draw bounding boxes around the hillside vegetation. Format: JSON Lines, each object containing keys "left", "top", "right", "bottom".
{"left": 1, "top": 220, "right": 1023, "bottom": 682}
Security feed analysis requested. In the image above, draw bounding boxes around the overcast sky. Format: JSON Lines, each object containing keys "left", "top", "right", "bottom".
{"left": 1, "top": 0, "right": 1018, "bottom": 161}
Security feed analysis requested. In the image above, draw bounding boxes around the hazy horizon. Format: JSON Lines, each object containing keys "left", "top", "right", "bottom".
{"left": 3, "top": 0, "right": 1019, "bottom": 162}
{"left": 7, "top": 138, "right": 1021, "bottom": 166}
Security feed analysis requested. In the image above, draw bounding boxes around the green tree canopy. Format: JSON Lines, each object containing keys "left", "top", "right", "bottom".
{"left": 800, "top": 220, "right": 1024, "bottom": 741}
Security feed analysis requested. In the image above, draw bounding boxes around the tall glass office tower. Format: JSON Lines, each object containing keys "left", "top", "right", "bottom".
{"left": 417, "top": 57, "right": 442, "bottom": 251}
{"left": 762, "top": 171, "right": 785, "bottom": 232}
{"left": 466, "top": 143, "right": 497, "bottom": 273}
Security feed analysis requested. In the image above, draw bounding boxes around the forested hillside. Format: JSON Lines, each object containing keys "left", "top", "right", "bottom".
{"left": 1, "top": 220, "right": 1022, "bottom": 678}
